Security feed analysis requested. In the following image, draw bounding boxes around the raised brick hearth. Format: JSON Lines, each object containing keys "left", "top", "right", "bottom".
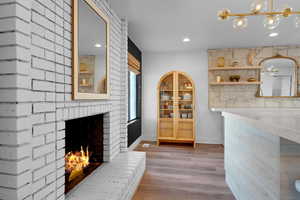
{"left": 0, "top": 0, "right": 138, "bottom": 199}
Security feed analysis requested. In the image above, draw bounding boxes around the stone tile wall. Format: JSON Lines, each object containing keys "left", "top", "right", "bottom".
{"left": 208, "top": 46, "right": 300, "bottom": 108}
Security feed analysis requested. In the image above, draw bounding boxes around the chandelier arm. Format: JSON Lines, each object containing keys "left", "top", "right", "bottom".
{"left": 227, "top": 11, "right": 300, "bottom": 17}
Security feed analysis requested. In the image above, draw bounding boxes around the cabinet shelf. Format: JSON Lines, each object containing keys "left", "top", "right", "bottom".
{"left": 208, "top": 66, "right": 262, "bottom": 71}
{"left": 80, "top": 84, "right": 93, "bottom": 87}
{"left": 179, "top": 119, "right": 193, "bottom": 122}
{"left": 79, "top": 71, "right": 93, "bottom": 75}
{"left": 210, "top": 81, "right": 261, "bottom": 86}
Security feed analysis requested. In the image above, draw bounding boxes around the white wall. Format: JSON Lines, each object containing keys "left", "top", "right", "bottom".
{"left": 142, "top": 50, "right": 223, "bottom": 144}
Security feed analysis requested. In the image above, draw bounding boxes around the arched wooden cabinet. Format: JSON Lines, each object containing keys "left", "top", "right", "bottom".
{"left": 157, "top": 71, "right": 195, "bottom": 147}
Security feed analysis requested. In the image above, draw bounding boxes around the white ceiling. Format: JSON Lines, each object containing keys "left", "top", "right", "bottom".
{"left": 109, "top": 0, "right": 300, "bottom": 52}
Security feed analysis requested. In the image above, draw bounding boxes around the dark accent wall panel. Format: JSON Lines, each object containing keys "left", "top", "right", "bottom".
{"left": 128, "top": 38, "right": 142, "bottom": 147}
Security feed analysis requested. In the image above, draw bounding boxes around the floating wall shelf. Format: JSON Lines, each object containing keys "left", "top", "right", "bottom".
{"left": 208, "top": 66, "right": 262, "bottom": 71}
{"left": 210, "top": 81, "right": 261, "bottom": 86}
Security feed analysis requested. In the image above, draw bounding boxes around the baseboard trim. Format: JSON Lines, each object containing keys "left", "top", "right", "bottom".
{"left": 128, "top": 136, "right": 142, "bottom": 151}
{"left": 139, "top": 139, "right": 223, "bottom": 146}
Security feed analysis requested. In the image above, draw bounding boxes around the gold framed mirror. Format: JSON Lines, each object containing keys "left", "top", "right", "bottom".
{"left": 257, "top": 55, "right": 299, "bottom": 98}
{"left": 72, "top": 0, "right": 110, "bottom": 100}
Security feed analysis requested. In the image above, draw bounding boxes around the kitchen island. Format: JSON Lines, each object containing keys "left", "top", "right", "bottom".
{"left": 213, "top": 109, "right": 300, "bottom": 200}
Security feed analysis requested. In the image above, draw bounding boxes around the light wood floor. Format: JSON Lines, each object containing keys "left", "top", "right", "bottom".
{"left": 133, "top": 142, "right": 236, "bottom": 200}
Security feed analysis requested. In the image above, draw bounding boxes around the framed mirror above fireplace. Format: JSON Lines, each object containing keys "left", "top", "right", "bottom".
{"left": 72, "top": 0, "right": 110, "bottom": 100}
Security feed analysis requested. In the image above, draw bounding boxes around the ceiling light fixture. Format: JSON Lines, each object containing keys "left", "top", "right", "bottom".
{"left": 183, "top": 38, "right": 191, "bottom": 43}
{"left": 269, "top": 32, "right": 279, "bottom": 37}
{"left": 94, "top": 43, "right": 102, "bottom": 48}
{"left": 217, "top": 0, "right": 300, "bottom": 30}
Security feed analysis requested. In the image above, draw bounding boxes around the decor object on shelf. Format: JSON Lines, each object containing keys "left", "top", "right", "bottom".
{"left": 229, "top": 75, "right": 241, "bottom": 82}
{"left": 161, "top": 94, "right": 171, "bottom": 101}
{"left": 217, "top": 57, "right": 225, "bottom": 67}
{"left": 231, "top": 60, "right": 240, "bottom": 67}
{"left": 157, "top": 71, "right": 195, "bottom": 147}
{"left": 257, "top": 55, "right": 299, "bottom": 97}
{"left": 247, "top": 77, "right": 257, "bottom": 82}
{"left": 184, "top": 82, "right": 193, "bottom": 89}
{"left": 79, "top": 63, "right": 89, "bottom": 73}
{"left": 247, "top": 50, "right": 257, "bottom": 66}
{"left": 72, "top": 0, "right": 110, "bottom": 100}
{"left": 183, "top": 93, "right": 192, "bottom": 100}
{"left": 216, "top": 76, "right": 223, "bottom": 83}
{"left": 217, "top": 0, "right": 300, "bottom": 30}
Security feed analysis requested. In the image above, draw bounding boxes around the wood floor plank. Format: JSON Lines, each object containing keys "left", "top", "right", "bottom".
{"left": 133, "top": 142, "right": 236, "bottom": 200}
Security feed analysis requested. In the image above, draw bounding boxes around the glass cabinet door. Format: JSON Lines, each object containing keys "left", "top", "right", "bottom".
{"left": 176, "top": 73, "right": 194, "bottom": 140}
{"left": 158, "top": 73, "right": 175, "bottom": 138}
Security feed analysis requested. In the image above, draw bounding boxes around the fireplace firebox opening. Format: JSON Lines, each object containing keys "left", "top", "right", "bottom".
{"left": 65, "top": 114, "right": 104, "bottom": 194}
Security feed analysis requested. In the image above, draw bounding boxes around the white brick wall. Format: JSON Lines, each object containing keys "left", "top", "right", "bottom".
{"left": 0, "top": 0, "right": 128, "bottom": 199}
{"left": 0, "top": 0, "right": 32, "bottom": 200}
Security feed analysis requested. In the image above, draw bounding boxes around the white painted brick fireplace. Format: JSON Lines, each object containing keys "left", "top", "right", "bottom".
{"left": 0, "top": 0, "right": 133, "bottom": 199}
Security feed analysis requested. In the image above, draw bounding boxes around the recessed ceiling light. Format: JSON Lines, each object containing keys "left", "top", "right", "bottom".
{"left": 94, "top": 43, "right": 102, "bottom": 48}
{"left": 269, "top": 32, "right": 279, "bottom": 37}
{"left": 183, "top": 38, "right": 191, "bottom": 43}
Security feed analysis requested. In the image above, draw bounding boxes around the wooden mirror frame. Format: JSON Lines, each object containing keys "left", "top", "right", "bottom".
{"left": 72, "top": 0, "right": 110, "bottom": 100}
{"left": 257, "top": 54, "right": 299, "bottom": 98}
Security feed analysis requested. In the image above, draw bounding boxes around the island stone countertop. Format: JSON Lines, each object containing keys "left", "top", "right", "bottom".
{"left": 211, "top": 108, "right": 300, "bottom": 144}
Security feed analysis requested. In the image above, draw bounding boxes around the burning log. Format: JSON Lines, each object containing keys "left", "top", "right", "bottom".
{"left": 65, "top": 146, "right": 89, "bottom": 181}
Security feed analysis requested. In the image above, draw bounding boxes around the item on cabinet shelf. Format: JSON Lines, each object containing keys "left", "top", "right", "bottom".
{"left": 80, "top": 79, "right": 91, "bottom": 87}
{"left": 183, "top": 104, "right": 192, "bottom": 109}
{"left": 184, "top": 82, "right": 193, "bottom": 89}
{"left": 79, "top": 63, "right": 89, "bottom": 73}
{"left": 181, "top": 113, "right": 188, "bottom": 119}
{"left": 183, "top": 93, "right": 192, "bottom": 100}
{"left": 81, "top": 79, "right": 87, "bottom": 85}
{"left": 170, "top": 113, "right": 174, "bottom": 118}
{"left": 161, "top": 82, "right": 167, "bottom": 91}
{"left": 161, "top": 114, "right": 169, "bottom": 118}
{"left": 247, "top": 77, "right": 257, "bottom": 82}
{"left": 164, "top": 103, "right": 169, "bottom": 109}
{"left": 217, "top": 57, "right": 225, "bottom": 67}
{"left": 188, "top": 113, "right": 193, "bottom": 119}
{"left": 168, "top": 105, "right": 173, "bottom": 110}
{"left": 216, "top": 76, "right": 224, "bottom": 83}
{"left": 161, "top": 95, "right": 170, "bottom": 101}
{"left": 231, "top": 60, "right": 240, "bottom": 67}
{"left": 229, "top": 75, "right": 241, "bottom": 82}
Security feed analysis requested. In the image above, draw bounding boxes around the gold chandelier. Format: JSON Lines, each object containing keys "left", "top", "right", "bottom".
{"left": 218, "top": 0, "right": 300, "bottom": 30}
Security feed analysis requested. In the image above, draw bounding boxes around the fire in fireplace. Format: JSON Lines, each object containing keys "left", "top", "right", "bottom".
{"left": 65, "top": 146, "right": 90, "bottom": 182}
{"left": 65, "top": 114, "right": 104, "bottom": 194}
